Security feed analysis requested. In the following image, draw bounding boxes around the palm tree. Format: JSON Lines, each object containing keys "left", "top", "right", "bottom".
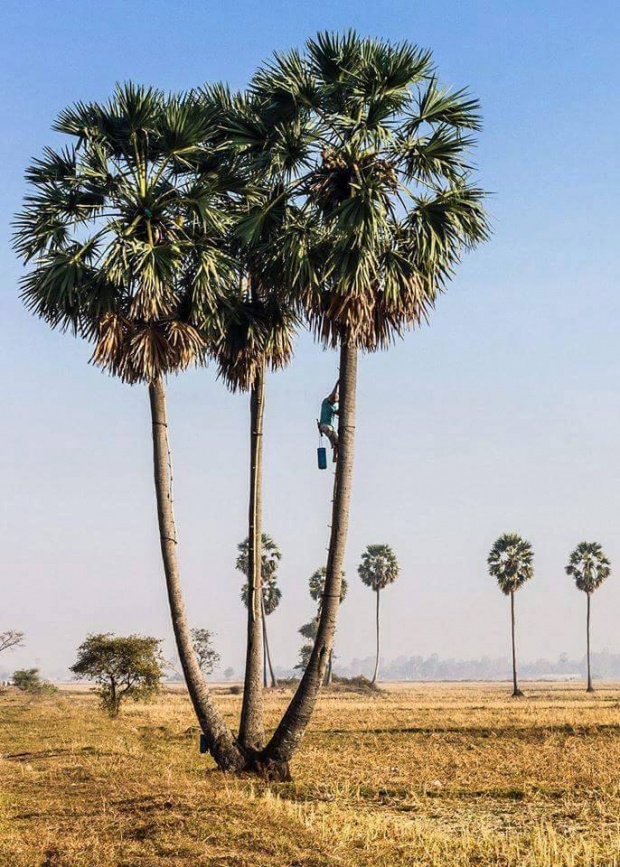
{"left": 238, "top": 32, "right": 489, "bottom": 773}
{"left": 14, "top": 84, "right": 246, "bottom": 771}
{"left": 205, "top": 84, "right": 299, "bottom": 749}
{"left": 237, "top": 534, "right": 282, "bottom": 689}
{"left": 308, "top": 567, "right": 347, "bottom": 685}
{"left": 358, "top": 545, "right": 399, "bottom": 684}
{"left": 566, "top": 542, "right": 611, "bottom": 692}
{"left": 487, "top": 533, "right": 533, "bottom": 697}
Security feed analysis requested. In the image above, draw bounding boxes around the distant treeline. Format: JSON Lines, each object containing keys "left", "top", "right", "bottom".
{"left": 270, "top": 651, "right": 620, "bottom": 682}
{"left": 327, "top": 652, "right": 620, "bottom": 682}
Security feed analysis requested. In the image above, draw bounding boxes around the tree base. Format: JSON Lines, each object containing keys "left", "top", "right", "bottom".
{"left": 586, "top": 686, "right": 595, "bottom": 693}
{"left": 244, "top": 752, "right": 292, "bottom": 782}
{"left": 511, "top": 689, "right": 525, "bottom": 698}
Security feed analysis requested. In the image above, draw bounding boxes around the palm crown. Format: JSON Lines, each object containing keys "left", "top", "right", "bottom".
{"left": 487, "top": 534, "right": 534, "bottom": 595}
{"left": 14, "top": 83, "right": 234, "bottom": 384}
{"left": 227, "top": 31, "right": 489, "bottom": 350}
{"left": 308, "top": 567, "right": 348, "bottom": 605}
{"left": 237, "top": 534, "right": 282, "bottom": 615}
{"left": 358, "top": 544, "right": 399, "bottom": 592}
{"left": 566, "top": 542, "right": 610, "bottom": 594}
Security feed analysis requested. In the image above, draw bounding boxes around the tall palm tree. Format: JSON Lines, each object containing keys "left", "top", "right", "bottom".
{"left": 203, "top": 83, "right": 300, "bottom": 750}
{"left": 358, "top": 545, "right": 399, "bottom": 684}
{"left": 236, "top": 31, "right": 489, "bottom": 773}
{"left": 566, "top": 542, "right": 611, "bottom": 692}
{"left": 308, "top": 567, "right": 348, "bottom": 685}
{"left": 487, "top": 533, "right": 533, "bottom": 697}
{"left": 14, "top": 84, "right": 246, "bottom": 771}
{"left": 237, "top": 534, "right": 282, "bottom": 689}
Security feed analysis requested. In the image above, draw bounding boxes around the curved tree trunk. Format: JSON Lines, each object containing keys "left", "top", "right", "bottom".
{"left": 239, "top": 363, "right": 266, "bottom": 749}
{"left": 371, "top": 588, "right": 381, "bottom": 685}
{"left": 149, "top": 378, "right": 244, "bottom": 771}
{"left": 586, "top": 592, "right": 594, "bottom": 692}
{"left": 262, "top": 599, "right": 278, "bottom": 688}
{"left": 263, "top": 340, "right": 357, "bottom": 776}
{"left": 510, "top": 590, "right": 522, "bottom": 697}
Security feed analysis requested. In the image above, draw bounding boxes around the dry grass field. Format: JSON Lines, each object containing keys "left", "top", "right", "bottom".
{"left": 2, "top": 682, "right": 620, "bottom": 866}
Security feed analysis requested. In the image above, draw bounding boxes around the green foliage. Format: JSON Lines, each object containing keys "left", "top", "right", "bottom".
{"left": 233, "top": 31, "right": 490, "bottom": 351}
{"left": 487, "top": 534, "right": 534, "bottom": 596}
{"left": 308, "top": 567, "right": 348, "bottom": 604}
{"left": 224, "top": 667, "right": 235, "bottom": 680}
{"left": 358, "top": 544, "right": 399, "bottom": 592}
{"left": 566, "top": 542, "right": 611, "bottom": 594}
{"left": 70, "top": 633, "right": 164, "bottom": 717}
{"left": 12, "top": 668, "right": 57, "bottom": 695}
{"left": 237, "top": 534, "right": 282, "bottom": 615}
{"left": 296, "top": 568, "right": 347, "bottom": 671}
{"left": 190, "top": 628, "right": 220, "bottom": 676}
{"left": 14, "top": 83, "right": 236, "bottom": 385}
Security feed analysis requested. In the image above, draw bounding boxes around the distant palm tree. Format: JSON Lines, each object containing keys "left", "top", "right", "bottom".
{"left": 566, "top": 542, "right": 611, "bottom": 692}
{"left": 358, "top": 545, "right": 399, "bottom": 684}
{"left": 237, "top": 534, "right": 282, "bottom": 688}
{"left": 14, "top": 84, "right": 245, "bottom": 771}
{"left": 487, "top": 534, "right": 533, "bottom": 697}
{"left": 308, "top": 567, "right": 347, "bottom": 685}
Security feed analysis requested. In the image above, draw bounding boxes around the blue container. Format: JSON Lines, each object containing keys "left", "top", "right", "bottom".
{"left": 317, "top": 446, "right": 328, "bottom": 470}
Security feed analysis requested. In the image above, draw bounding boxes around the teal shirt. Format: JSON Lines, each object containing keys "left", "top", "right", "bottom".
{"left": 320, "top": 398, "right": 338, "bottom": 427}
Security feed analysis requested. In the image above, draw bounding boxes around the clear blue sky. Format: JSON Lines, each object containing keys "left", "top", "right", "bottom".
{"left": 1, "top": 1, "right": 619, "bottom": 677}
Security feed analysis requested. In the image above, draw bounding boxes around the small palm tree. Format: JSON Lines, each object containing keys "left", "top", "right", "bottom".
{"left": 308, "top": 567, "right": 348, "bottom": 685}
{"left": 358, "top": 545, "right": 399, "bottom": 684}
{"left": 487, "top": 534, "right": 533, "bottom": 697}
{"left": 237, "top": 534, "right": 282, "bottom": 689}
{"left": 566, "top": 542, "right": 611, "bottom": 692}
{"left": 14, "top": 84, "right": 245, "bottom": 771}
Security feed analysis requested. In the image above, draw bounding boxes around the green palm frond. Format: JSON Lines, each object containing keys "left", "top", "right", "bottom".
{"left": 487, "top": 534, "right": 534, "bottom": 596}
{"left": 566, "top": 542, "right": 611, "bottom": 594}
{"left": 358, "top": 544, "right": 399, "bottom": 592}
{"left": 236, "top": 534, "right": 283, "bottom": 615}
{"left": 244, "top": 32, "right": 489, "bottom": 351}
{"left": 15, "top": 83, "right": 237, "bottom": 384}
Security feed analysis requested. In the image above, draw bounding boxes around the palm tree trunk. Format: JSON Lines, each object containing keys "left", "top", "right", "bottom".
{"left": 586, "top": 592, "right": 594, "bottom": 692}
{"left": 149, "top": 378, "right": 244, "bottom": 771}
{"left": 239, "top": 362, "right": 266, "bottom": 749}
{"left": 263, "top": 340, "right": 357, "bottom": 776}
{"left": 510, "top": 590, "right": 522, "bottom": 697}
{"left": 262, "top": 597, "right": 278, "bottom": 688}
{"left": 371, "top": 588, "right": 381, "bottom": 684}
{"left": 323, "top": 651, "right": 333, "bottom": 686}
{"left": 262, "top": 619, "right": 268, "bottom": 689}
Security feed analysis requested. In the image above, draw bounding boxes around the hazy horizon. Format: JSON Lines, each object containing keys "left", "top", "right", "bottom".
{"left": 2, "top": 1, "right": 620, "bottom": 680}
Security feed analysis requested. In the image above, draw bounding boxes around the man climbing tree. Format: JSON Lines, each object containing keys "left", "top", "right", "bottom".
{"left": 318, "top": 381, "right": 339, "bottom": 462}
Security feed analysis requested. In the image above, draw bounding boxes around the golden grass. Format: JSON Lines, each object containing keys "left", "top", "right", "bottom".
{"left": 2, "top": 683, "right": 620, "bottom": 865}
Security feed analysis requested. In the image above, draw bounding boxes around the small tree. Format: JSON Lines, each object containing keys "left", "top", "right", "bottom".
{"left": 566, "top": 542, "right": 611, "bottom": 692}
{"left": 487, "top": 533, "right": 534, "bottom": 697}
{"left": 191, "top": 629, "right": 221, "bottom": 677}
{"left": 0, "top": 631, "right": 24, "bottom": 654}
{"left": 71, "top": 634, "right": 164, "bottom": 717}
{"left": 224, "top": 667, "right": 235, "bottom": 681}
{"left": 237, "top": 534, "right": 282, "bottom": 688}
{"left": 13, "top": 668, "right": 41, "bottom": 692}
{"left": 358, "top": 545, "right": 399, "bottom": 684}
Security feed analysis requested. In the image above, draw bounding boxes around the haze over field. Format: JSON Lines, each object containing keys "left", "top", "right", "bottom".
{"left": 1, "top": 0, "right": 620, "bottom": 678}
